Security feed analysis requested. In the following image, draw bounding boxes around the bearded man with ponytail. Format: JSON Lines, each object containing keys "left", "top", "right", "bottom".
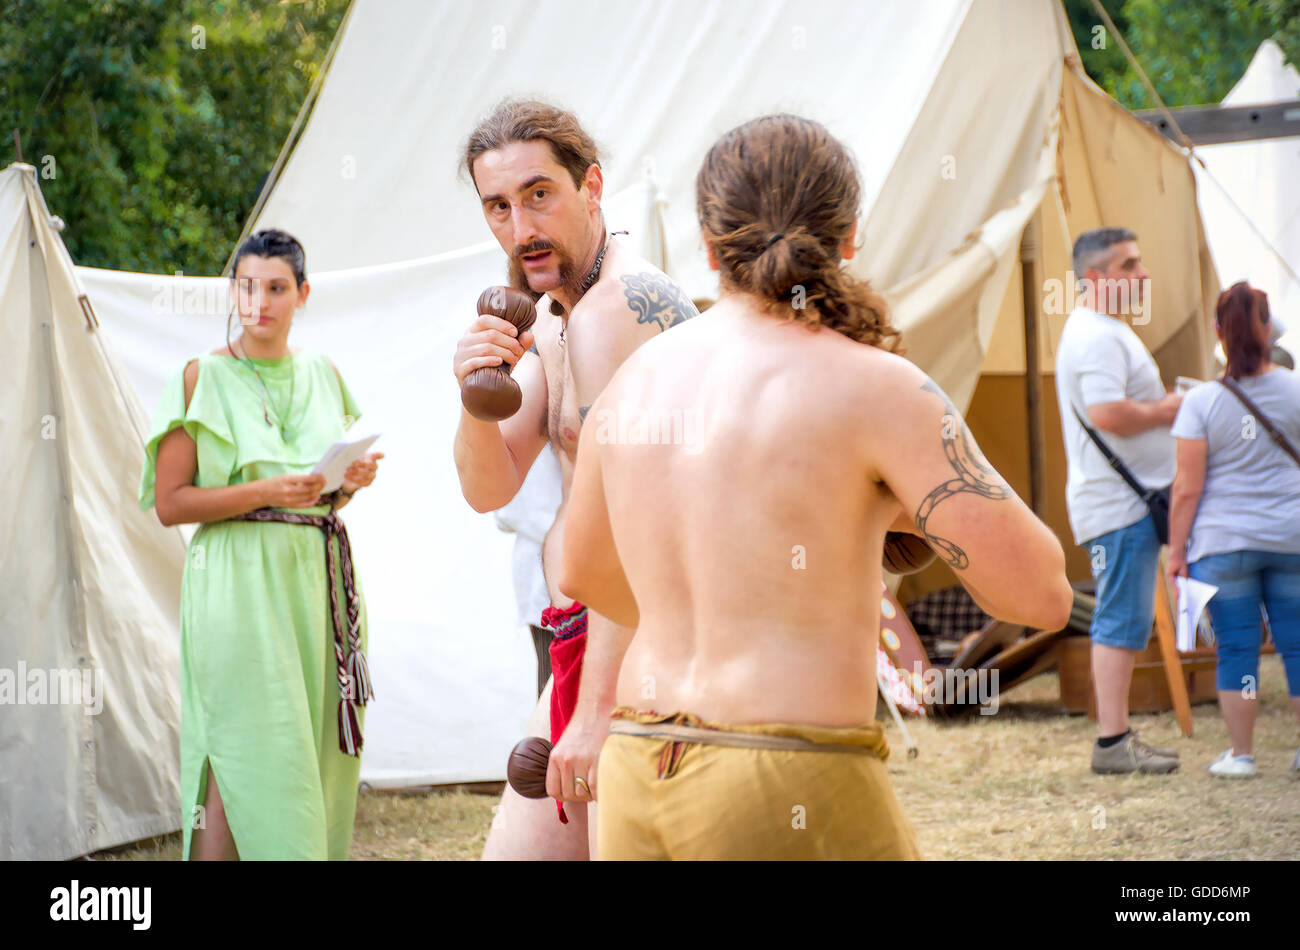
{"left": 558, "top": 114, "right": 1073, "bottom": 859}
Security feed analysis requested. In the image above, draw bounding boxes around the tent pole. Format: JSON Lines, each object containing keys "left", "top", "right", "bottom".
{"left": 12, "top": 130, "right": 21, "bottom": 164}
{"left": 1019, "top": 215, "right": 1047, "bottom": 517}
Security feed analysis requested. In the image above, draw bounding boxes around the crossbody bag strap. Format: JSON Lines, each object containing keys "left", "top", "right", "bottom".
{"left": 1217, "top": 376, "right": 1300, "bottom": 470}
{"left": 1071, "top": 405, "right": 1154, "bottom": 502}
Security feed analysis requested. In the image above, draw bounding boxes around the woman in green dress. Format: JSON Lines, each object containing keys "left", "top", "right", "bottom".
{"left": 138, "top": 229, "right": 383, "bottom": 860}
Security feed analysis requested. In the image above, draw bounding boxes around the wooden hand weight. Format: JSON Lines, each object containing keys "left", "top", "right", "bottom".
{"left": 506, "top": 736, "right": 553, "bottom": 799}
{"left": 461, "top": 286, "right": 538, "bottom": 422}
{"left": 883, "top": 531, "right": 937, "bottom": 575}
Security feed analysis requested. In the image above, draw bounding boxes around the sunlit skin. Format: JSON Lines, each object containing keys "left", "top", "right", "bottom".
{"left": 559, "top": 234, "right": 1072, "bottom": 728}
{"left": 228, "top": 255, "right": 310, "bottom": 359}
{"left": 453, "top": 137, "right": 692, "bottom": 859}
{"left": 151, "top": 252, "right": 382, "bottom": 860}
{"left": 474, "top": 139, "right": 605, "bottom": 311}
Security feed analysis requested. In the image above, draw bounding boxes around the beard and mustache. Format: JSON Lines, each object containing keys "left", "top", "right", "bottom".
{"left": 508, "top": 239, "right": 588, "bottom": 304}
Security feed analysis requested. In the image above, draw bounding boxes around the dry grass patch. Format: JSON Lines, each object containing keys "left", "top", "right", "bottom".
{"left": 90, "top": 656, "right": 1298, "bottom": 861}
{"left": 89, "top": 786, "right": 499, "bottom": 861}
{"left": 893, "top": 655, "right": 1300, "bottom": 860}
{"left": 349, "top": 787, "right": 498, "bottom": 860}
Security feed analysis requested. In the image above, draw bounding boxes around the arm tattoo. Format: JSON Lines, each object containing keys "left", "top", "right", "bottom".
{"left": 913, "top": 379, "right": 1012, "bottom": 570}
{"left": 620, "top": 273, "right": 699, "bottom": 331}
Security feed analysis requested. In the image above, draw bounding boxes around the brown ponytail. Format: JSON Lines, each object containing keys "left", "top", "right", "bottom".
{"left": 1216, "top": 281, "right": 1271, "bottom": 380}
{"left": 696, "top": 114, "right": 902, "bottom": 351}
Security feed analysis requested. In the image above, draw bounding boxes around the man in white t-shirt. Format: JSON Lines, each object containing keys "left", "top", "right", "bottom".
{"left": 1054, "top": 227, "right": 1183, "bottom": 775}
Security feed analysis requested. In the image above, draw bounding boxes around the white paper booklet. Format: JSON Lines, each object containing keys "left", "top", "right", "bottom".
{"left": 312, "top": 433, "right": 381, "bottom": 493}
{"left": 1174, "top": 576, "right": 1218, "bottom": 652}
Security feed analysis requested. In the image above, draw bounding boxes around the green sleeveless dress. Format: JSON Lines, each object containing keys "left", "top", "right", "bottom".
{"left": 138, "top": 351, "right": 367, "bottom": 860}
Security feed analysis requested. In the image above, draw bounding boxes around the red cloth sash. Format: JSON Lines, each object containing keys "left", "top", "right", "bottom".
{"left": 541, "top": 602, "right": 588, "bottom": 823}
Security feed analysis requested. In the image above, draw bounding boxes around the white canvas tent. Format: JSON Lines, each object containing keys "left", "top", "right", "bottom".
{"left": 0, "top": 163, "right": 182, "bottom": 860}
{"left": 1194, "top": 39, "right": 1300, "bottom": 356}
{"left": 246, "top": 0, "right": 1071, "bottom": 410}
{"left": 39, "top": 0, "right": 1218, "bottom": 813}
{"left": 79, "top": 180, "right": 666, "bottom": 791}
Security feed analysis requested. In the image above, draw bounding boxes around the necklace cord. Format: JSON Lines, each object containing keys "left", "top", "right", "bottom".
{"left": 560, "top": 230, "right": 622, "bottom": 342}
{"left": 225, "top": 299, "right": 297, "bottom": 439}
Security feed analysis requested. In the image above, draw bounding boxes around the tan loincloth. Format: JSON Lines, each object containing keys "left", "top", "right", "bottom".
{"left": 597, "top": 707, "right": 922, "bottom": 860}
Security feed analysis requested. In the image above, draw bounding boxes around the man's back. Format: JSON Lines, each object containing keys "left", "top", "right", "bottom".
{"left": 586, "top": 293, "right": 1071, "bottom": 727}
{"left": 560, "top": 112, "right": 1072, "bottom": 858}
{"left": 595, "top": 299, "right": 893, "bottom": 725}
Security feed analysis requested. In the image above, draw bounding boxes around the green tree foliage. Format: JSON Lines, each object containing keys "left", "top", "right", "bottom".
{"left": 1065, "top": 0, "right": 1300, "bottom": 110}
{"left": 1266, "top": 0, "right": 1300, "bottom": 64}
{"left": 0, "top": 0, "right": 348, "bottom": 273}
{"left": 5, "top": 1, "right": 1299, "bottom": 273}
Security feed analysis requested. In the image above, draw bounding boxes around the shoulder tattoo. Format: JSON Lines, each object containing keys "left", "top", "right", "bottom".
{"left": 620, "top": 273, "right": 699, "bottom": 332}
{"left": 912, "top": 379, "right": 1012, "bottom": 570}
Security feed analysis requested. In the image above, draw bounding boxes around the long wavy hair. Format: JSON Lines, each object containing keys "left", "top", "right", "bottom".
{"left": 463, "top": 98, "right": 600, "bottom": 191}
{"left": 695, "top": 114, "right": 901, "bottom": 351}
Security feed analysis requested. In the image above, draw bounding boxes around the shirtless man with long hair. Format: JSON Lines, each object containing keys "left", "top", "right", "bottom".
{"left": 559, "top": 114, "right": 1073, "bottom": 859}
{"left": 452, "top": 99, "right": 697, "bottom": 859}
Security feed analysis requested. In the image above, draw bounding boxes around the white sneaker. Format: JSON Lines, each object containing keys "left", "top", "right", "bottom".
{"left": 1208, "top": 748, "right": 1257, "bottom": 778}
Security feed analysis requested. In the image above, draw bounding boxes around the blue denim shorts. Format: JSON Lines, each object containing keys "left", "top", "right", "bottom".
{"left": 1188, "top": 549, "right": 1300, "bottom": 695}
{"left": 1085, "top": 514, "right": 1161, "bottom": 651}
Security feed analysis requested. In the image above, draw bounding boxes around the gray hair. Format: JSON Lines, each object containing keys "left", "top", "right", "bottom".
{"left": 1072, "top": 227, "right": 1136, "bottom": 281}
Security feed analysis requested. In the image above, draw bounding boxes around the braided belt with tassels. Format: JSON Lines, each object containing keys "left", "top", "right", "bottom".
{"left": 230, "top": 494, "right": 372, "bottom": 756}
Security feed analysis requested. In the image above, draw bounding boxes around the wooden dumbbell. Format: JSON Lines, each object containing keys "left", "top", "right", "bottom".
{"left": 461, "top": 286, "right": 538, "bottom": 422}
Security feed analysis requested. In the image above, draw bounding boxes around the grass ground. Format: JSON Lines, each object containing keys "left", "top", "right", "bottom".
{"left": 91, "top": 656, "right": 1299, "bottom": 861}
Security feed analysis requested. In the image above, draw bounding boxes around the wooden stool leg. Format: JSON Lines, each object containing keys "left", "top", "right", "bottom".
{"left": 1153, "top": 551, "right": 1194, "bottom": 737}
